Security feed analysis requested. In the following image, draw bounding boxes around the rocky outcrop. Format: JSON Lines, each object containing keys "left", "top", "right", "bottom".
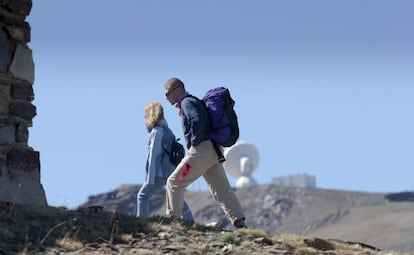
{"left": 0, "top": 202, "right": 385, "bottom": 255}
{"left": 81, "top": 184, "right": 414, "bottom": 252}
{"left": 0, "top": 0, "right": 47, "bottom": 206}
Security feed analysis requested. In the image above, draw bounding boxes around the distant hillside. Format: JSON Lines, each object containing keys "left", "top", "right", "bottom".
{"left": 81, "top": 184, "right": 414, "bottom": 252}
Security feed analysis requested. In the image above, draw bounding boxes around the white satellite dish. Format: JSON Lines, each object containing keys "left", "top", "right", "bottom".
{"left": 223, "top": 141, "right": 260, "bottom": 188}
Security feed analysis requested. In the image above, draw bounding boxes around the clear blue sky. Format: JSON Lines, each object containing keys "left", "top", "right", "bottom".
{"left": 27, "top": 1, "right": 414, "bottom": 208}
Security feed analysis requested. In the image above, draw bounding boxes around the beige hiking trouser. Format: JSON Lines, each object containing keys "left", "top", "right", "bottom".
{"left": 165, "top": 140, "right": 245, "bottom": 225}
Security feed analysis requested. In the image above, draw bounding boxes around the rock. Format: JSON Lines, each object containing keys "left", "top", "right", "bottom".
{"left": 304, "top": 238, "right": 335, "bottom": 251}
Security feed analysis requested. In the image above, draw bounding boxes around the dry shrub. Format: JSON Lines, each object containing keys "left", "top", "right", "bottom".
{"left": 236, "top": 228, "right": 269, "bottom": 239}
{"left": 294, "top": 246, "right": 318, "bottom": 255}
{"left": 276, "top": 234, "right": 305, "bottom": 248}
{"left": 55, "top": 236, "right": 83, "bottom": 251}
{"left": 175, "top": 235, "right": 188, "bottom": 243}
{"left": 332, "top": 241, "right": 378, "bottom": 255}
{"left": 219, "top": 232, "right": 235, "bottom": 243}
{"left": 240, "top": 240, "right": 254, "bottom": 249}
{"left": 120, "top": 233, "right": 133, "bottom": 242}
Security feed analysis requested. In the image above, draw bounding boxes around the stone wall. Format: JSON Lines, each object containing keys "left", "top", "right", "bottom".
{"left": 0, "top": 0, "right": 47, "bottom": 205}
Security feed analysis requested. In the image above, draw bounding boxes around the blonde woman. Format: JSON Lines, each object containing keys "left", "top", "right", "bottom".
{"left": 137, "top": 101, "right": 193, "bottom": 220}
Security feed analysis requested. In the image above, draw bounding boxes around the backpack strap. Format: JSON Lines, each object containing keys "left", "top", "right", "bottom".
{"left": 212, "top": 140, "right": 225, "bottom": 163}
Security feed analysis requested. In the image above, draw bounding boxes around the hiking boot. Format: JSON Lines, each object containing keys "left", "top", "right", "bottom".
{"left": 233, "top": 218, "right": 247, "bottom": 229}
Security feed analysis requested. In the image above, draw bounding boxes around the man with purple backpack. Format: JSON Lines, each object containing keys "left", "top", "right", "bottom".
{"left": 163, "top": 77, "right": 247, "bottom": 229}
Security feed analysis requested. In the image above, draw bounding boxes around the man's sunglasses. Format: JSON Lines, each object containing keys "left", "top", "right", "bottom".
{"left": 165, "top": 86, "right": 180, "bottom": 97}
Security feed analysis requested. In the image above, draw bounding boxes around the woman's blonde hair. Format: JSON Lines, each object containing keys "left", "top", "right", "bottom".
{"left": 144, "top": 101, "right": 164, "bottom": 129}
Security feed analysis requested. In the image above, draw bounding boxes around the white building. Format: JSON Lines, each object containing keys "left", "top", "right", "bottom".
{"left": 272, "top": 173, "right": 316, "bottom": 188}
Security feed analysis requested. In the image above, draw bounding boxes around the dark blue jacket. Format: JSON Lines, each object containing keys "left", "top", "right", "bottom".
{"left": 180, "top": 95, "right": 212, "bottom": 149}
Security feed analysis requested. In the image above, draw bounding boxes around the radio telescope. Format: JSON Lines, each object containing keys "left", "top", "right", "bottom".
{"left": 223, "top": 141, "right": 260, "bottom": 188}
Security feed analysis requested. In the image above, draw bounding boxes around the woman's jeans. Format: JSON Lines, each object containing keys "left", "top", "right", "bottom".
{"left": 137, "top": 177, "right": 193, "bottom": 220}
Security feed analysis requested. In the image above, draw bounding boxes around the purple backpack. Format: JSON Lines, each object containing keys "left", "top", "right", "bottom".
{"left": 203, "top": 87, "right": 239, "bottom": 147}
